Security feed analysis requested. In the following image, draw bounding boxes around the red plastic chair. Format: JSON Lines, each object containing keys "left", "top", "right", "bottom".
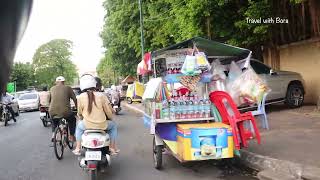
{"left": 209, "top": 91, "right": 261, "bottom": 150}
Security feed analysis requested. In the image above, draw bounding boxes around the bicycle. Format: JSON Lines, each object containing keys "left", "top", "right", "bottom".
{"left": 53, "top": 118, "right": 74, "bottom": 160}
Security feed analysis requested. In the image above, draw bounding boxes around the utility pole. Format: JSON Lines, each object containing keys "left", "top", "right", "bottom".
{"left": 138, "top": 0, "right": 144, "bottom": 61}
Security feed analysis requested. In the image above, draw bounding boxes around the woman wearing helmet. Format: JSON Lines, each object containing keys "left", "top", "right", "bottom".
{"left": 73, "top": 74, "right": 119, "bottom": 155}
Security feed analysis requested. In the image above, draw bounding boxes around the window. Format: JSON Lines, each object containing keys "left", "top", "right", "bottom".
{"left": 19, "top": 93, "right": 37, "bottom": 100}
{"left": 250, "top": 61, "right": 271, "bottom": 74}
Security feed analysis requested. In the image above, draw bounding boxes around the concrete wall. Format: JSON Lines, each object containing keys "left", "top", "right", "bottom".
{"left": 277, "top": 38, "right": 320, "bottom": 104}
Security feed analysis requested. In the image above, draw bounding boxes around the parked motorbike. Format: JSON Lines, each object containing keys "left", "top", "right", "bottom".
{"left": 0, "top": 103, "right": 15, "bottom": 126}
{"left": 78, "top": 130, "right": 111, "bottom": 180}
{"left": 39, "top": 106, "right": 51, "bottom": 127}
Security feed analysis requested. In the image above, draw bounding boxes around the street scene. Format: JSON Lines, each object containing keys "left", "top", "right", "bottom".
{"left": 1, "top": 0, "right": 320, "bottom": 180}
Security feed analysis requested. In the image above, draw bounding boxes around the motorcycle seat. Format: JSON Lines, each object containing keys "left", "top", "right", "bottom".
{"left": 84, "top": 129, "right": 106, "bottom": 135}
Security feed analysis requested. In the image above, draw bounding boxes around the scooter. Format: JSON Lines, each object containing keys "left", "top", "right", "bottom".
{"left": 39, "top": 106, "right": 51, "bottom": 127}
{"left": 78, "top": 130, "right": 111, "bottom": 180}
{"left": 111, "top": 99, "right": 121, "bottom": 115}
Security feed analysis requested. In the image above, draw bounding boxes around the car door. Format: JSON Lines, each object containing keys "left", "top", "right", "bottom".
{"left": 250, "top": 60, "right": 283, "bottom": 101}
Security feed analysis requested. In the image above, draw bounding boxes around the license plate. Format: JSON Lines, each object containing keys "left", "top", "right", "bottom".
{"left": 40, "top": 112, "right": 46, "bottom": 117}
{"left": 85, "top": 151, "right": 102, "bottom": 161}
{"left": 113, "top": 106, "right": 118, "bottom": 108}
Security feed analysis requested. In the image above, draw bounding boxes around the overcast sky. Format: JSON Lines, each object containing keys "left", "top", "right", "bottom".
{"left": 14, "top": 0, "right": 105, "bottom": 75}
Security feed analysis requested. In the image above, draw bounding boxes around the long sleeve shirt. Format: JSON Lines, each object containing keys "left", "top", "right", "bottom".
{"left": 77, "top": 91, "right": 113, "bottom": 130}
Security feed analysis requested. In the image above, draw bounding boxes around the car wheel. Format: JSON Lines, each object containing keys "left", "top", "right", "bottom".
{"left": 285, "top": 83, "right": 304, "bottom": 108}
{"left": 15, "top": 108, "right": 20, "bottom": 116}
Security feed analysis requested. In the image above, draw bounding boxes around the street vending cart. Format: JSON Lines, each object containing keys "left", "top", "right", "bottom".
{"left": 142, "top": 37, "right": 263, "bottom": 169}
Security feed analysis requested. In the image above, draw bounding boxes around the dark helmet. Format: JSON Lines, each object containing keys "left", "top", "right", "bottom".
{"left": 42, "top": 86, "right": 48, "bottom": 91}
{"left": 94, "top": 77, "right": 102, "bottom": 91}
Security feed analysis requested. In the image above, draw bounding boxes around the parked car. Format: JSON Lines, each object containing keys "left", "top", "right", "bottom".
{"left": 249, "top": 59, "right": 305, "bottom": 108}
{"left": 4, "top": 93, "right": 19, "bottom": 116}
{"left": 18, "top": 92, "right": 40, "bottom": 111}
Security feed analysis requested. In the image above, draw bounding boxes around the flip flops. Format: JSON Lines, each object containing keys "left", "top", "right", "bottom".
{"left": 72, "top": 149, "right": 81, "bottom": 156}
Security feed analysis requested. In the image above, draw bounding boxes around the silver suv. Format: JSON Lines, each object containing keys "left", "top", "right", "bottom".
{"left": 250, "top": 59, "right": 305, "bottom": 108}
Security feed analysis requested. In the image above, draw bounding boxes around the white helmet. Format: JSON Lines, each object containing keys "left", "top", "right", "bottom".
{"left": 111, "top": 85, "right": 116, "bottom": 91}
{"left": 80, "top": 74, "right": 96, "bottom": 91}
{"left": 56, "top": 76, "right": 65, "bottom": 82}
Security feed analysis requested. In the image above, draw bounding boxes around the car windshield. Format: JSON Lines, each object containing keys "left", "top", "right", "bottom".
{"left": 19, "top": 93, "right": 37, "bottom": 100}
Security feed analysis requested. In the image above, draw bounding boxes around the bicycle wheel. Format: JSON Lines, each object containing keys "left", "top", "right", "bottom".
{"left": 65, "top": 125, "right": 74, "bottom": 150}
{"left": 53, "top": 127, "right": 64, "bottom": 160}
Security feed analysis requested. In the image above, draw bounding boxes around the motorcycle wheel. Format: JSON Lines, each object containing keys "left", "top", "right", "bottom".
{"left": 89, "top": 169, "right": 97, "bottom": 180}
{"left": 4, "top": 114, "right": 8, "bottom": 126}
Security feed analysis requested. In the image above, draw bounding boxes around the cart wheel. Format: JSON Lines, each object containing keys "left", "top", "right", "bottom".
{"left": 153, "top": 136, "right": 163, "bottom": 169}
{"left": 127, "top": 98, "right": 133, "bottom": 104}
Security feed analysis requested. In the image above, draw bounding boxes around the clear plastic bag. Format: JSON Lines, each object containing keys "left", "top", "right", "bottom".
{"left": 227, "top": 67, "right": 270, "bottom": 105}
{"left": 228, "top": 61, "right": 242, "bottom": 82}
{"left": 181, "top": 55, "right": 201, "bottom": 76}
{"left": 195, "top": 52, "right": 211, "bottom": 71}
{"left": 211, "top": 59, "right": 226, "bottom": 80}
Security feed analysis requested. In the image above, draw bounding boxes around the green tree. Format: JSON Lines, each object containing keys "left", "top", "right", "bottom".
{"left": 10, "top": 62, "right": 35, "bottom": 91}
{"left": 100, "top": 0, "right": 320, "bottom": 76}
{"left": 32, "top": 39, "right": 78, "bottom": 86}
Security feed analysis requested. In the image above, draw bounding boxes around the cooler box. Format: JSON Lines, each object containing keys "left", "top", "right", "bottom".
{"left": 176, "top": 123, "right": 234, "bottom": 161}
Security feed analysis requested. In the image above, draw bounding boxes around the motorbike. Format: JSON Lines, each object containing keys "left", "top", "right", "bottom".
{"left": 78, "top": 130, "right": 111, "bottom": 180}
{"left": 107, "top": 92, "right": 121, "bottom": 115}
{"left": 0, "top": 103, "right": 15, "bottom": 126}
{"left": 111, "top": 98, "right": 121, "bottom": 115}
{"left": 39, "top": 106, "right": 51, "bottom": 127}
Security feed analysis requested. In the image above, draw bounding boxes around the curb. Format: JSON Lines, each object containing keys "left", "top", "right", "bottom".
{"left": 240, "top": 149, "right": 320, "bottom": 180}
{"left": 124, "top": 103, "right": 320, "bottom": 180}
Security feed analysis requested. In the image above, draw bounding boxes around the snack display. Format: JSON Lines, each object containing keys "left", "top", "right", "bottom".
{"left": 180, "top": 75, "right": 201, "bottom": 91}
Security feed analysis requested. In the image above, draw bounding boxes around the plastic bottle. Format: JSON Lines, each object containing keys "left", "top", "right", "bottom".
{"left": 162, "top": 100, "right": 169, "bottom": 119}
{"left": 170, "top": 101, "right": 175, "bottom": 120}
{"left": 188, "top": 100, "right": 194, "bottom": 119}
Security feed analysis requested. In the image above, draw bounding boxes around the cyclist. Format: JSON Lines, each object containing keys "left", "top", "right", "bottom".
{"left": 0, "top": 91, "right": 17, "bottom": 122}
{"left": 73, "top": 74, "right": 119, "bottom": 155}
{"left": 49, "top": 76, "right": 77, "bottom": 142}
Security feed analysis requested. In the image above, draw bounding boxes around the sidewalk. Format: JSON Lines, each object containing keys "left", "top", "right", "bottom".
{"left": 124, "top": 102, "right": 320, "bottom": 180}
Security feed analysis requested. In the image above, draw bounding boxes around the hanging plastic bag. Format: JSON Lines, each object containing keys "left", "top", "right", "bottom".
{"left": 181, "top": 55, "right": 201, "bottom": 76}
{"left": 227, "top": 67, "right": 270, "bottom": 105}
{"left": 195, "top": 52, "right": 211, "bottom": 71}
{"left": 228, "top": 61, "right": 242, "bottom": 82}
{"left": 211, "top": 59, "right": 226, "bottom": 80}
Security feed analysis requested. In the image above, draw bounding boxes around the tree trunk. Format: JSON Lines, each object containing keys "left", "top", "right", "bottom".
{"left": 309, "top": 0, "right": 320, "bottom": 37}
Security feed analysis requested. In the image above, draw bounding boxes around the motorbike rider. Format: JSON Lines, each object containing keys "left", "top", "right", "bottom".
{"left": 73, "top": 74, "right": 119, "bottom": 155}
{"left": 39, "top": 86, "right": 50, "bottom": 108}
{"left": 0, "top": 91, "right": 17, "bottom": 122}
{"left": 49, "top": 76, "right": 77, "bottom": 142}
{"left": 110, "top": 85, "right": 121, "bottom": 107}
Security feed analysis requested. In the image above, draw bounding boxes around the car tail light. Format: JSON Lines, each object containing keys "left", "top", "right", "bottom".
{"left": 40, "top": 107, "right": 46, "bottom": 112}
{"left": 88, "top": 163, "right": 96, "bottom": 169}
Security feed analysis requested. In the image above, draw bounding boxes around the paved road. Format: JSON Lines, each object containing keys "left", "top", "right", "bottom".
{"left": 0, "top": 108, "right": 257, "bottom": 180}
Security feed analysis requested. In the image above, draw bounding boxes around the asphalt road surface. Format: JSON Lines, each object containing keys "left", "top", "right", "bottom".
{"left": 0, "top": 108, "right": 258, "bottom": 180}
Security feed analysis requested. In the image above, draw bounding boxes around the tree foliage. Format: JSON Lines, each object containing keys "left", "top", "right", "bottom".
{"left": 99, "top": 0, "right": 320, "bottom": 78}
{"left": 10, "top": 62, "right": 35, "bottom": 91}
{"left": 32, "top": 39, "right": 77, "bottom": 87}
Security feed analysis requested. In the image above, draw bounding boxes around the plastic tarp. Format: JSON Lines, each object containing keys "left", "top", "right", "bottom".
{"left": 152, "top": 37, "right": 252, "bottom": 66}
